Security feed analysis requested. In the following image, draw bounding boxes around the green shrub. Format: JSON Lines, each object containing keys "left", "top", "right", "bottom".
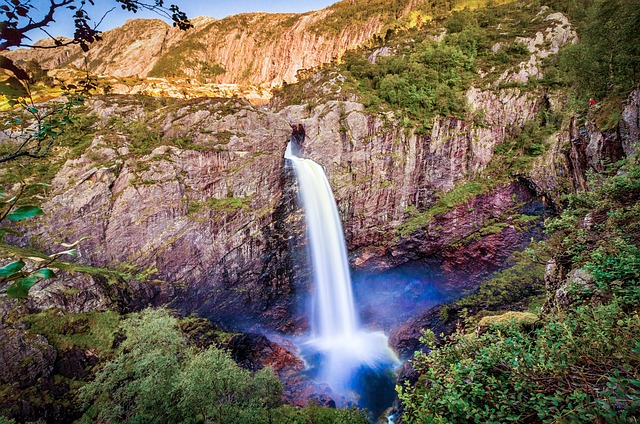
{"left": 79, "top": 308, "right": 367, "bottom": 424}
{"left": 399, "top": 301, "right": 640, "bottom": 423}
{"left": 400, "top": 155, "right": 640, "bottom": 423}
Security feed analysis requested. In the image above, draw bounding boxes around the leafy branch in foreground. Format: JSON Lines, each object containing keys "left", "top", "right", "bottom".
{"left": 0, "top": 0, "right": 192, "bottom": 52}
{"left": 0, "top": 75, "right": 90, "bottom": 163}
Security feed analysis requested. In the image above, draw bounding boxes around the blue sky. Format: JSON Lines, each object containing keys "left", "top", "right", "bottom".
{"left": 25, "top": 0, "right": 337, "bottom": 41}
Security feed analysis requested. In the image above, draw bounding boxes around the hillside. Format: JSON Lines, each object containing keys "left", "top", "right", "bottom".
{"left": 6, "top": 0, "right": 438, "bottom": 92}
{"left": 1, "top": 0, "right": 639, "bottom": 422}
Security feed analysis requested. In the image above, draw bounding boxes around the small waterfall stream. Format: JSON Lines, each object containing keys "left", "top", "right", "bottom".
{"left": 285, "top": 142, "right": 398, "bottom": 402}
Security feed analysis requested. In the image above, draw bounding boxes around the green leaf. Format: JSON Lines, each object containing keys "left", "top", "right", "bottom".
{"left": 0, "top": 76, "right": 28, "bottom": 98}
{"left": 1, "top": 195, "right": 17, "bottom": 204}
{"left": 25, "top": 182, "right": 50, "bottom": 189}
{"left": 7, "top": 205, "right": 44, "bottom": 221}
{"left": 0, "top": 260, "right": 25, "bottom": 277}
{"left": 6, "top": 276, "right": 39, "bottom": 298}
{"left": 53, "top": 248, "right": 76, "bottom": 257}
{"left": 33, "top": 268, "right": 55, "bottom": 279}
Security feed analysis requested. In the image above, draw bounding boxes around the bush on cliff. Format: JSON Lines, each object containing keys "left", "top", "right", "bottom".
{"left": 399, "top": 300, "right": 640, "bottom": 423}
{"left": 79, "top": 308, "right": 367, "bottom": 424}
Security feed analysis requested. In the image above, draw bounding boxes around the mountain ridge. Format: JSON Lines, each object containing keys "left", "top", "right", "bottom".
{"left": 6, "top": 0, "right": 435, "bottom": 91}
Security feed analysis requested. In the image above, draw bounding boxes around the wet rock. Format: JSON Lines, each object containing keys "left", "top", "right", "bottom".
{"left": 55, "top": 347, "right": 99, "bottom": 380}
{"left": 307, "top": 393, "right": 337, "bottom": 408}
{"left": 389, "top": 305, "right": 458, "bottom": 360}
{"left": 227, "top": 333, "right": 304, "bottom": 376}
{"left": 396, "top": 360, "right": 420, "bottom": 387}
{"left": 180, "top": 317, "right": 222, "bottom": 349}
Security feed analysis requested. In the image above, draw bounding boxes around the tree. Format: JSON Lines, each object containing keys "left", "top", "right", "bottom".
{"left": 78, "top": 309, "right": 188, "bottom": 424}
{"left": 79, "top": 309, "right": 287, "bottom": 424}
{"left": 558, "top": 0, "right": 640, "bottom": 102}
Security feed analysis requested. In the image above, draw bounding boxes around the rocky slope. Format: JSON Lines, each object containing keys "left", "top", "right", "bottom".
{"left": 6, "top": 0, "right": 431, "bottom": 89}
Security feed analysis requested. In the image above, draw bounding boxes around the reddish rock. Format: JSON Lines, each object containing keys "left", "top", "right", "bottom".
{"left": 227, "top": 333, "right": 304, "bottom": 376}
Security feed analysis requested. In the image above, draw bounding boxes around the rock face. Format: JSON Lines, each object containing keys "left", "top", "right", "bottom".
{"left": 0, "top": 301, "right": 93, "bottom": 422}
{"left": 19, "top": 96, "right": 304, "bottom": 331}
{"left": 565, "top": 89, "right": 640, "bottom": 191}
{"left": 10, "top": 78, "right": 638, "bottom": 345}
{"left": 6, "top": 0, "right": 429, "bottom": 88}
{"left": 279, "top": 97, "right": 546, "bottom": 272}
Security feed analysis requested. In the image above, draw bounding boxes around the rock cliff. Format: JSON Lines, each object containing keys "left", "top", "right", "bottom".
{"left": 15, "top": 96, "right": 310, "bottom": 331}
{"left": 6, "top": 0, "right": 431, "bottom": 88}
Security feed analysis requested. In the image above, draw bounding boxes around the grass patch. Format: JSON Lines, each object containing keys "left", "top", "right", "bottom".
{"left": 397, "top": 181, "right": 491, "bottom": 237}
{"left": 23, "top": 309, "right": 121, "bottom": 353}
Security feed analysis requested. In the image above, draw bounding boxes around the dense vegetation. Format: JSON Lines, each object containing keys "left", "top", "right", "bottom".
{"left": 275, "top": 1, "right": 549, "bottom": 128}
{"left": 1, "top": 308, "right": 368, "bottom": 423}
{"left": 542, "top": 0, "right": 640, "bottom": 128}
{"left": 388, "top": 0, "right": 640, "bottom": 421}
{"left": 399, "top": 155, "right": 640, "bottom": 422}
{"left": 393, "top": 1, "right": 640, "bottom": 419}
{"left": 77, "top": 309, "right": 368, "bottom": 424}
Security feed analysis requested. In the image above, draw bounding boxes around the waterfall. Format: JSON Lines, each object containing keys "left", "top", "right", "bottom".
{"left": 285, "top": 142, "right": 398, "bottom": 395}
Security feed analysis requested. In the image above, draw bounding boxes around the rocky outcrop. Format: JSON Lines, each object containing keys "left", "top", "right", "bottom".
{"left": 496, "top": 11, "right": 577, "bottom": 85}
{"left": 565, "top": 89, "right": 640, "bottom": 191}
{"left": 227, "top": 333, "right": 304, "bottom": 375}
{"left": 15, "top": 96, "right": 303, "bottom": 331}
{"left": 0, "top": 301, "right": 86, "bottom": 422}
{"left": 6, "top": 19, "right": 187, "bottom": 78}
{"left": 0, "top": 326, "right": 56, "bottom": 389}
{"left": 620, "top": 89, "right": 640, "bottom": 155}
{"left": 389, "top": 305, "right": 456, "bottom": 359}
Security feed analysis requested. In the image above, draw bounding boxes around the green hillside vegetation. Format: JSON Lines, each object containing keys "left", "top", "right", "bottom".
{"left": 275, "top": 1, "right": 551, "bottom": 126}
{"left": 400, "top": 153, "right": 640, "bottom": 422}
{"left": 396, "top": 0, "right": 640, "bottom": 419}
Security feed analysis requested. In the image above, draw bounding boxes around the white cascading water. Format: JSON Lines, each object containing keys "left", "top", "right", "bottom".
{"left": 285, "top": 142, "right": 398, "bottom": 394}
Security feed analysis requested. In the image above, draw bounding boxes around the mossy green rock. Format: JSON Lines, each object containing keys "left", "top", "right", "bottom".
{"left": 477, "top": 311, "right": 539, "bottom": 332}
